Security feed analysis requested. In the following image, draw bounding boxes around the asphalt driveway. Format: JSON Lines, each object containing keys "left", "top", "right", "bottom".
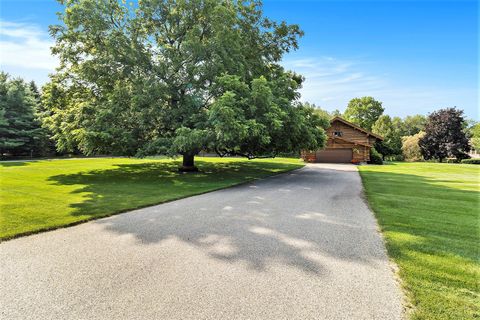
{"left": 0, "top": 163, "right": 403, "bottom": 319}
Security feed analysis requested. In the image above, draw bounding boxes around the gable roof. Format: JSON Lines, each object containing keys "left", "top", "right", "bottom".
{"left": 330, "top": 116, "right": 384, "bottom": 141}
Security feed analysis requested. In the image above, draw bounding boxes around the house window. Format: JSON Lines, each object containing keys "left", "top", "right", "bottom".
{"left": 334, "top": 131, "right": 343, "bottom": 137}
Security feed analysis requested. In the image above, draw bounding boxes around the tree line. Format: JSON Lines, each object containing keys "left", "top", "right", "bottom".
{"left": 2, "top": 71, "right": 476, "bottom": 164}
{"left": 0, "top": 73, "right": 57, "bottom": 158}
{"left": 1, "top": 0, "right": 477, "bottom": 165}
{"left": 308, "top": 96, "right": 478, "bottom": 163}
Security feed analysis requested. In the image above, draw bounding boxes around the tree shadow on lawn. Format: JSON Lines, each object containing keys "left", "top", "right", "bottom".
{"left": 0, "top": 161, "right": 32, "bottom": 167}
{"left": 47, "top": 160, "right": 300, "bottom": 218}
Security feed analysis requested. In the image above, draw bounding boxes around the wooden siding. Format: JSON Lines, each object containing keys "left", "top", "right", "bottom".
{"left": 327, "top": 121, "right": 372, "bottom": 146}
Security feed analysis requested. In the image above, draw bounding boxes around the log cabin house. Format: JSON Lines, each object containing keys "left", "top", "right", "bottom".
{"left": 302, "top": 117, "right": 383, "bottom": 163}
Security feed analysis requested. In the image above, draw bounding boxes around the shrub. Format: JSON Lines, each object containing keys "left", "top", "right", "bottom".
{"left": 402, "top": 131, "right": 425, "bottom": 161}
{"left": 461, "top": 158, "right": 480, "bottom": 164}
{"left": 368, "top": 147, "right": 383, "bottom": 164}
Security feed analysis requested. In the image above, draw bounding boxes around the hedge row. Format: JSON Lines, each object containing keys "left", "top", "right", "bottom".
{"left": 460, "top": 158, "right": 480, "bottom": 164}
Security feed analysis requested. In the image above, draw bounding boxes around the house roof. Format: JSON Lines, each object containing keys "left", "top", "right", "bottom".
{"left": 330, "top": 116, "right": 384, "bottom": 141}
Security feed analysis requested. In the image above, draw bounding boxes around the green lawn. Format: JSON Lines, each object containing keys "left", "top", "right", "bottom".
{"left": 0, "top": 157, "right": 303, "bottom": 240}
{"left": 359, "top": 162, "right": 479, "bottom": 320}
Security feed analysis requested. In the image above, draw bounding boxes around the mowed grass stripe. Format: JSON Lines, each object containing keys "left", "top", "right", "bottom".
{"left": 359, "top": 162, "right": 479, "bottom": 320}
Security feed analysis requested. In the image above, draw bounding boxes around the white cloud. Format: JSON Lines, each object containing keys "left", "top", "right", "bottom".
{"left": 0, "top": 20, "right": 58, "bottom": 83}
{"left": 282, "top": 56, "right": 478, "bottom": 119}
{"left": 282, "top": 57, "right": 387, "bottom": 108}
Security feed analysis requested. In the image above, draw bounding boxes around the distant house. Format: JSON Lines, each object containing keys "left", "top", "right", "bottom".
{"left": 468, "top": 145, "right": 479, "bottom": 159}
{"left": 302, "top": 117, "right": 384, "bottom": 163}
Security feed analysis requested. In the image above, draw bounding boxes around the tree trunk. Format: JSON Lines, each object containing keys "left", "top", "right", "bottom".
{"left": 179, "top": 153, "right": 198, "bottom": 172}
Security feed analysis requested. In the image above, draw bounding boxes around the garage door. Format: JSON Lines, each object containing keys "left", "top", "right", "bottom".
{"left": 315, "top": 148, "right": 352, "bottom": 163}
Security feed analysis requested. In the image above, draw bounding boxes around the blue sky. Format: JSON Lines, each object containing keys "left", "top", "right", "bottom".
{"left": 0, "top": 0, "right": 478, "bottom": 119}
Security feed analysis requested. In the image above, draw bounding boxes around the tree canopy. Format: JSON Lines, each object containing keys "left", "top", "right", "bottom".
{"left": 343, "top": 96, "right": 384, "bottom": 131}
{"left": 0, "top": 72, "right": 48, "bottom": 157}
{"left": 419, "top": 108, "right": 470, "bottom": 162}
{"left": 470, "top": 123, "right": 480, "bottom": 151}
{"left": 44, "top": 0, "right": 327, "bottom": 169}
{"left": 372, "top": 115, "right": 402, "bottom": 159}
{"left": 302, "top": 102, "right": 332, "bottom": 121}
{"left": 402, "top": 131, "right": 425, "bottom": 162}
{"left": 402, "top": 114, "right": 426, "bottom": 136}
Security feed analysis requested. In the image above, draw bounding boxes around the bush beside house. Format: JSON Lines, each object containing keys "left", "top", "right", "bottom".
{"left": 368, "top": 147, "right": 383, "bottom": 164}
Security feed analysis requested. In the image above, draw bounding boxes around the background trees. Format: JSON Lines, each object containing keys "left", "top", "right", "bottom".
{"left": 0, "top": 73, "right": 50, "bottom": 158}
{"left": 402, "top": 115, "right": 426, "bottom": 136}
{"left": 303, "top": 102, "right": 332, "bottom": 121}
{"left": 470, "top": 123, "right": 480, "bottom": 152}
{"left": 371, "top": 115, "right": 402, "bottom": 160}
{"left": 44, "top": 0, "right": 327, "bottom": 170}
{"left": 343, "top": 96, "right": 384, "bottom": 131}
{"left": 419, "top": 108, "right": 470, "bottom": 162}
{"left": 402, "top": 131, "right": 425, "bottom": 161}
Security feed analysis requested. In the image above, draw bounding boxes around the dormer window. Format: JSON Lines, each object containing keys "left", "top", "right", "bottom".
{"left": 334, "top": 131, "right": 343, "bottom": 137}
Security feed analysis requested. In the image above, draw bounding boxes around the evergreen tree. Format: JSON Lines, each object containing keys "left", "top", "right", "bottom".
{"left": 29, "top": 80, "right": 56, "bottom": 156}
{"left": 29, "top": 81, "right": 41, "bottom": 103}
{"left": 0, "top": 73, "right": 45, "bottom": 157}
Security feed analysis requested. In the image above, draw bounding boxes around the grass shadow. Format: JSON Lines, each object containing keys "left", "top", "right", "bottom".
{"left": 0, "top": 161, "right": 31, "bottom": 167}
{"left": 47, "top": 160, "right": 301, "bottom": 218}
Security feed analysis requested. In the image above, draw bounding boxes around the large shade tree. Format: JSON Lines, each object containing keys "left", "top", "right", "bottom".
{"left": 419, "top": 108, "right": 470, "bottom": 162}
{"left": 44, "top": 0, "right": 327, "bottom": 170}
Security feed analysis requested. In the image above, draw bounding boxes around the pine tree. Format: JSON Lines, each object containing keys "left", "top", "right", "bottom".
{"left": 0, "top": 73, "right": 45, "bottom": 157}
{"left": 29, "top": 80, "right": 56, "bottom": 156}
